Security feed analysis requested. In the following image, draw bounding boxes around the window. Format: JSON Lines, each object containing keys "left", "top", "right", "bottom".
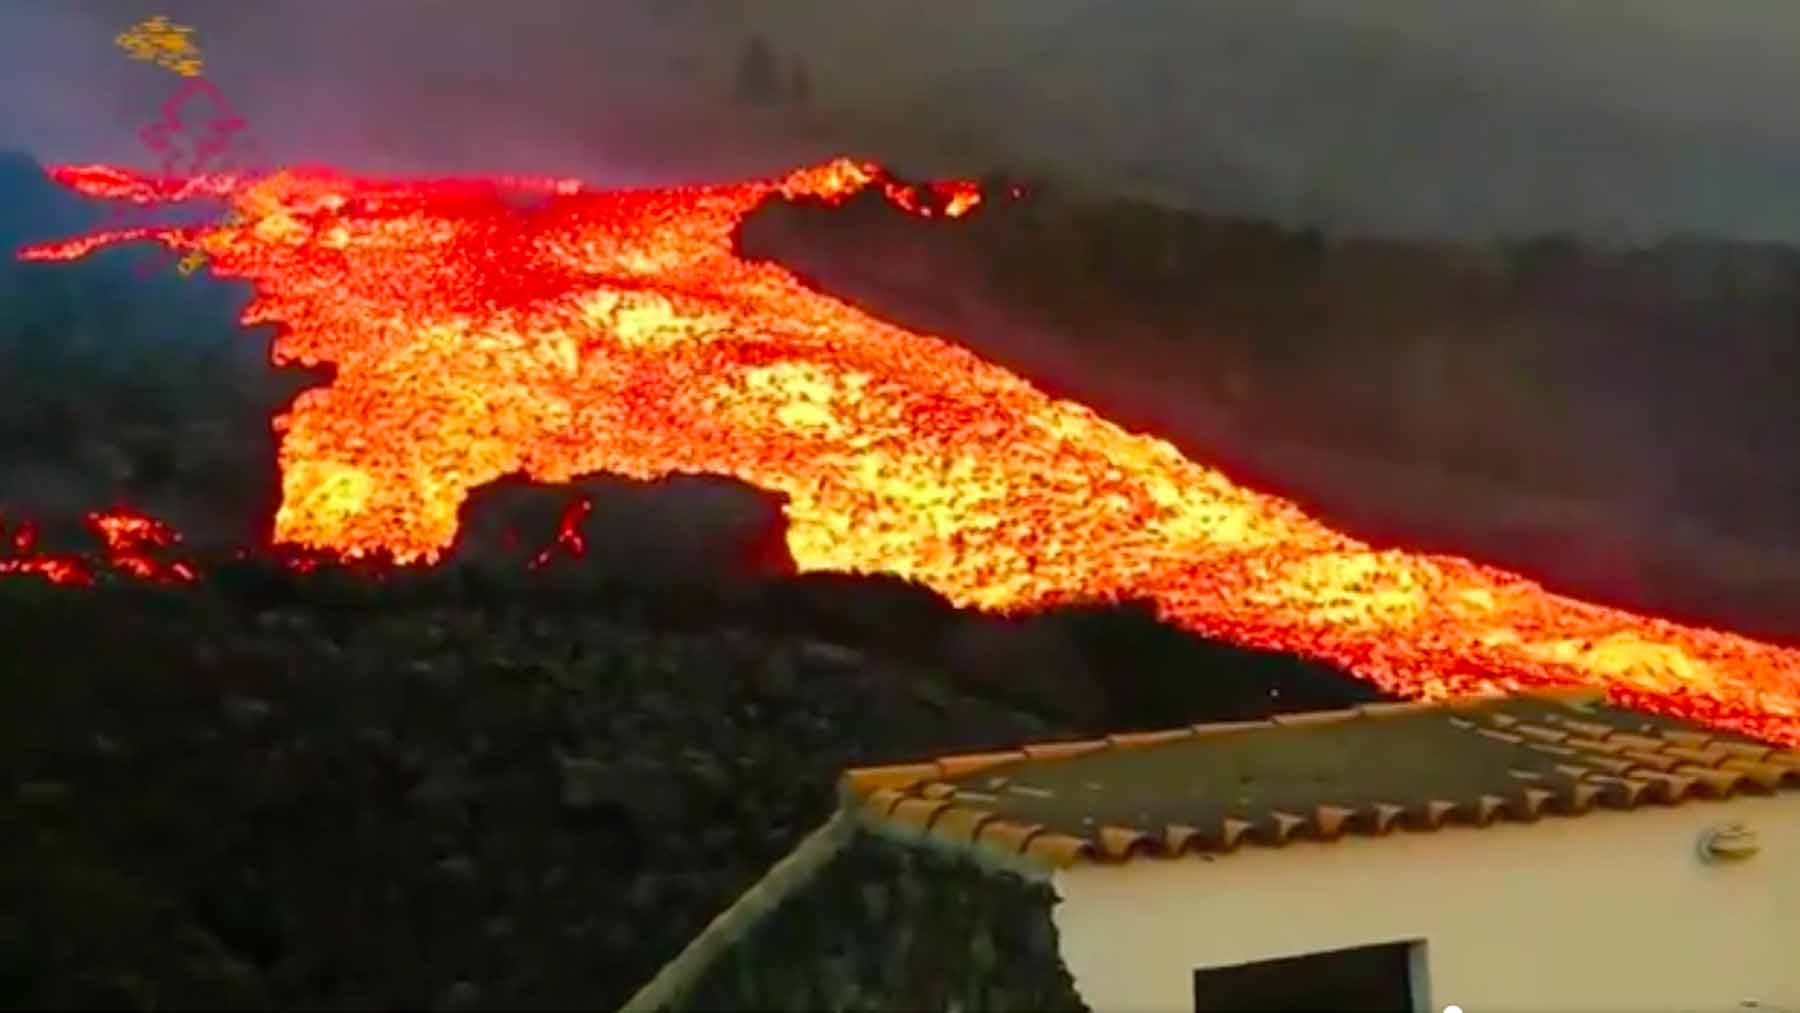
{"left": 1193, "top": 940, "right": 1420, "bottom": 1012}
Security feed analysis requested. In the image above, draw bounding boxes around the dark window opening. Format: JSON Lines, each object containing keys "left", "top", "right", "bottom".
{"left": 1193, "top": 940, "right": 1418, "bottom": 1012}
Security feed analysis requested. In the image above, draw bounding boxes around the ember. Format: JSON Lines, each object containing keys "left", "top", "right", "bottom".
{"left": 20, "top": 158, "right": 1800, "bottom": 744}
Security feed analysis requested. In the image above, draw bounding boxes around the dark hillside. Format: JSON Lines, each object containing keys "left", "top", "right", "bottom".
{"left": 742, "top": 186, "right": 1800, "bottom": 642}
{"left": 1, "top": 568, "right": 1374, "bottom": 1010}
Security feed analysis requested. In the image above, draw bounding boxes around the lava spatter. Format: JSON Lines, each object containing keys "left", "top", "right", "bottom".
{"left": 21, "top": 158, "right": 1800, "bottom": 745}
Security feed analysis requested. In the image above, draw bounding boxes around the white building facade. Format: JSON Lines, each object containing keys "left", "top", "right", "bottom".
{"left": 1056, "top": 792, "right": 1800, "bottom": 1012}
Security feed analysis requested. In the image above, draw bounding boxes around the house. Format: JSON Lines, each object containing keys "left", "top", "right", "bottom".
{"left": 622, "top": 685, "right": 1800, "bottom": 1012}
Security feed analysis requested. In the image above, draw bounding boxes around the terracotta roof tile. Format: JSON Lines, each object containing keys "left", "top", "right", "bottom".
{"left": 887, "top": 797, "right": 951, "bottom": 835}
{"left": 974, "top": 819, "right": 1042, "bottom": 857}
{"left": 859, "top": 787, "right": 906, "bottom": 820}
{"left": 1722, "top": 759, "right": 1800, "bottom": 789}
{"left": 1366, "top": 803, "right": 1406, "bottom": 834}
{"left": 839, "top": 691, "right": 1799, "bottom": 869}
{"left": 1098, "top": 825, "right": 1153, "bottom": 859}
{"left": 1554, "top": 717, "right": 1619, "bottom": 739}
{"left": 1568, "top": 782, "right": 1605, "bottom": 812}
{"left": 1664, "top": 746, "right": 1731, "bottom": 766}
{"left": 1716, "top": 741, "right": 1775, "bottom": 761}
{"left": 929, "top": 805, "right": 996, "bottom": 846}
{"left": 1420, "top": 800, "right": 1458, "bottom": 827}
{"left": 1219, "top": 817, "right": 1256, "bottom": 850}
{"left": 1674, "top": 766, "right": 1748, "bottom": 797}
{"left": 1564, "top": 735, "right": 1627, "bottom": 754}
{"left": 1517, "top": 787, "right": 1555, "bottom": 818}
{"left": 1587, "top": 775, "right": 1653, "bottom": 807}
{"left": 1268, "top": 810, "right": 1308, "bottom": 842}
{"left": 1165, "top": 823, "right": 1205, "bottom": 853}
{"left": 1634, "top": 771, "right": 1697, "bottom": 802}
{"left": 1313, "top": 805, "right": 1356, "bottom": 838}
{"left": 1578, "top": 753, "right": 1637, "bottom": 775}
{"left": 1475, "top": 794, "right": 1508, "bottom": 824}
{"left": 1024, "top": 832, "right": 1093, "bottom": 867}
{"left": 1622, "top": 749, "right": 1682, "bottom": 771}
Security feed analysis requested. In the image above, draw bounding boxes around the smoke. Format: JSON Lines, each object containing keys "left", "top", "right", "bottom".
{"left": 6, "top": 2, "right": 1800, "bottom": 240}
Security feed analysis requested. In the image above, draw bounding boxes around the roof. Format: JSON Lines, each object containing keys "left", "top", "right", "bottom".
{"left": 840, "top": 686, "right": 1800, "bottom": 870}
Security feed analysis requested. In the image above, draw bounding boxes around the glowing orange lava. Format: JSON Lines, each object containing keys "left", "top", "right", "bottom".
{"left": 0, "top": 507, "right": 196, "bottom": 586}
{"left": 21, "top": 158, "right": 1800, "bottom": 744}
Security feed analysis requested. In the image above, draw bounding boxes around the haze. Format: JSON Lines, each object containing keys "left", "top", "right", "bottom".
{"left": 5, "top": 0, "right": 1800, "bottom": 242}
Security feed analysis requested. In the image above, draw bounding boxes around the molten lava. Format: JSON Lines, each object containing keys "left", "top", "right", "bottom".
{"left": 0, "top": 507, "right": 196, "bottom": 586}
{"left": 21, "top": 158, "right": 1800, "bottom": 744}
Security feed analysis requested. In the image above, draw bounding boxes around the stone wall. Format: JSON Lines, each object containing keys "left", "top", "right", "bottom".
{"left": 665, "top": 829, "right": 1087, "bottom": 1012}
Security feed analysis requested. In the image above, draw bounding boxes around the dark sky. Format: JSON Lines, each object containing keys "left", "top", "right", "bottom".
{"left": 7, "top": 0, "right": 1800, "bottom": 242}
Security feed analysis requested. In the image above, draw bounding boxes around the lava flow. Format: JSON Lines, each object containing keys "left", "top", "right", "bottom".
{"left": 0, "top": 507, "right": 196, "bottom": 586}
{"left": 21, "top": 159, "right": 1800, "bottom": 745}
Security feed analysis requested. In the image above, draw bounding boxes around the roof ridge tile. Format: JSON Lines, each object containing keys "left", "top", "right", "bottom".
{"left": 1107, "top": 728, "right": 1193, "bottom": 749}
{"left": 842, "top": 763, "right": 937, "bottom": 795}
{"left": 935, "top": 750, "right": 1027, "bottom": 780}
{"left": 1354, "top": 700, "right": 1437, "bottom": 719}
{"left": 1021, "top": 739, "right": 1108, "bottom": 761}
{"left": 1270, "top": 708, "right": 1360, "bottom": 728}
{"left": 1190, "top": 719, "right": 1271, "bottom": 737}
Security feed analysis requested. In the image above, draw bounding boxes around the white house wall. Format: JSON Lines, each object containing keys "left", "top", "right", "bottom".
{"left": 1053, "top": 794, "right": 1800, "bottom": 1012}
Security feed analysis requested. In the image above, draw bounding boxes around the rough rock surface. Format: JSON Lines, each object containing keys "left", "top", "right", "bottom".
{"left": 0, "top": 579, "right": 1068, "bottom": 1010}
{"left": 671, "top": 830, "right": 1088, "bottom": 1012}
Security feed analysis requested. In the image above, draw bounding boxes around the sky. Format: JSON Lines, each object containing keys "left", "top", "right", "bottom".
{"left": 6, "top": 0, "right": 1800, "bottom": 243}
